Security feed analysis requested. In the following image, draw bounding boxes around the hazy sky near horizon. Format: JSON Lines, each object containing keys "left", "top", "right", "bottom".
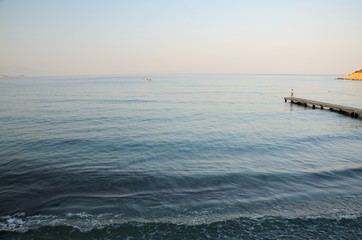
{"left": 0, "top": 0, "right": 361, "bottom": 76}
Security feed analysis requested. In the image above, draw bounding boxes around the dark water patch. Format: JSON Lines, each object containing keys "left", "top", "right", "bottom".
{"left": 1, "top": 167, "right": 361, "bottom": 216}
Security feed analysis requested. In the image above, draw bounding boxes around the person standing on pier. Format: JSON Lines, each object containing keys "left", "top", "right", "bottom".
{"left": 291, "top": 89, "right": 294, "bottom": 97}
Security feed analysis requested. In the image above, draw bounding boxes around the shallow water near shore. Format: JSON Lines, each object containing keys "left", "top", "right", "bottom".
{"left": 0, "top": 74, "right": 361, "bottom": 239}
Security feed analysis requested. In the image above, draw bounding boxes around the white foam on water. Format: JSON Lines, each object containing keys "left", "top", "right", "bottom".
{"left": 1, "top": 210, "right": 361, "bottom": 233}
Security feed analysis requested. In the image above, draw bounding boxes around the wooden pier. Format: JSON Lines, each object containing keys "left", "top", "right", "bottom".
{"left": 284, "top": 97, "right": 361, "bottom": 119}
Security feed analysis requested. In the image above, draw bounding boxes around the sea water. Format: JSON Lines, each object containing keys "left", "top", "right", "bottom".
{"left": 0, "top": 74, "right": 361, "bottom": 239}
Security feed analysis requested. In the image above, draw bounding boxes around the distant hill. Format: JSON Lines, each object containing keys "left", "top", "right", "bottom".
{"left": 340, "top": 69, "right": 362, "bottom": 80}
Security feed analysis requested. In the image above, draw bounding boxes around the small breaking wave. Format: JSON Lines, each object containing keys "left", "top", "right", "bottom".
{"left": 1, "top": 213, "right": 362, "bottom": 240}
{"left": 1, "top": 211, "right": 361, "bottom": 233}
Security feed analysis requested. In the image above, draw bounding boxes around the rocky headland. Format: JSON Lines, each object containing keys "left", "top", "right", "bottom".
{"left": 339, "top": 69, "right": 362, "bottom": 80}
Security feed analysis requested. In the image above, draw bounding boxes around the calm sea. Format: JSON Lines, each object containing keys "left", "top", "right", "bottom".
{"left": 0, "top": 74, "right": 361, "bottom": 239}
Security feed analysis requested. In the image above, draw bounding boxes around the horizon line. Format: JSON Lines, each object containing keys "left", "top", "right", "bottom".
{"left": 3, "top": 72, "right": 344, "bottom": 78}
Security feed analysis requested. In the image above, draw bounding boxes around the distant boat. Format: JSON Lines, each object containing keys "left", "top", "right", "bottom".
{"left": 144, "top": 78, "right": 152, "bottom": 81}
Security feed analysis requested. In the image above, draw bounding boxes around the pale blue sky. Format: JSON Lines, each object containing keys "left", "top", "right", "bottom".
{"left": 0, "top": 0, "right": 361, "bottom": 75}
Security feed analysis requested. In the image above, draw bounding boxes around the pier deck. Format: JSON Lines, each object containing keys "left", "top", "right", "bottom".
{"left": 284, "top": 97, "right": 361, "bottom": 118}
